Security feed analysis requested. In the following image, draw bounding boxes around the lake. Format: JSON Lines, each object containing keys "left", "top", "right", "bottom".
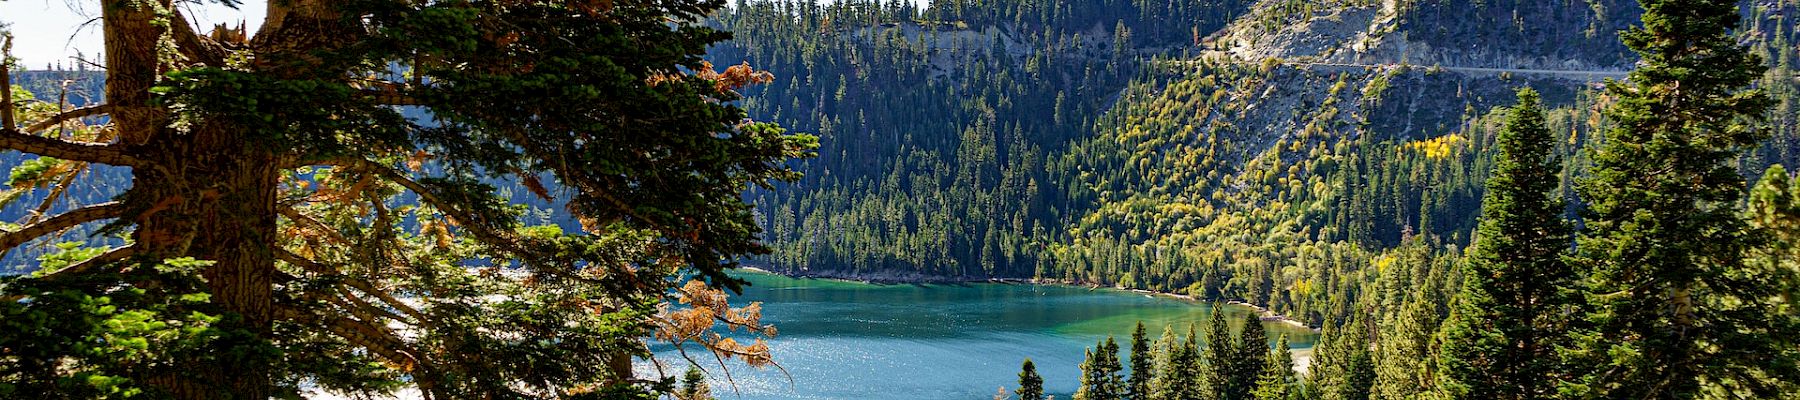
{"left": 642, "top": 272, "right": 1318, "bottom": 399}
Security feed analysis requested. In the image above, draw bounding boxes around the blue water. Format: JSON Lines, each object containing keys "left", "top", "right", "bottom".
{"left": 643, "top": 272, "right": 1317, "bottom": 399}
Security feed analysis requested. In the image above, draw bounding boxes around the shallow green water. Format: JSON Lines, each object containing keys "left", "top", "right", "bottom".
{"left": 645, "top": 272, "right": 1317, "bottom": 399}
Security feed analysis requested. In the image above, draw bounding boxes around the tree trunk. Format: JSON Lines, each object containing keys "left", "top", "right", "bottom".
{"left": 104, "top": 0, "right": 278, "bottom": 397}
{"left": 132, "top": 122, "right": 279, "bottom": 399}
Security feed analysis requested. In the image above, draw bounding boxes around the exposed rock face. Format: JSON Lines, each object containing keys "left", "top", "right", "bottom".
{"left": 1219, "top": 0, "right": 1641, "bottom": 71}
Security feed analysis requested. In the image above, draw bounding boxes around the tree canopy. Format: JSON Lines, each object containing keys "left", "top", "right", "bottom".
{"left": 0, "top": 0, "right": 814, "bottom": 398}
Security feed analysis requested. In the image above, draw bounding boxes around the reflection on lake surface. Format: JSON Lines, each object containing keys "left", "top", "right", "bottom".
{"left": 643, "top": 272, "right": 1318, "bottom": 399}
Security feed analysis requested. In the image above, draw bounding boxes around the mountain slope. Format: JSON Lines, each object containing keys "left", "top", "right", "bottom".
{"left": 717, "top": 0, "right": 1800, "bottom": 325}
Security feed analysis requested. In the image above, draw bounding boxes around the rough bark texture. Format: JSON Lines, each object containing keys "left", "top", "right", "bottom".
{"left": 102, "top": 0, "right": 164, "bottom": 145}
{"left": 130, "top": 126, "right": 280, "bottom": 399}
{"left": 103, "top": 0, "right": 281, "bottom": 397}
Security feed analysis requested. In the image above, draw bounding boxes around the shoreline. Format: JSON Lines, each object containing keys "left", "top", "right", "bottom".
{"left": 736, "top": 265, "right": 1319, "bottom": 332}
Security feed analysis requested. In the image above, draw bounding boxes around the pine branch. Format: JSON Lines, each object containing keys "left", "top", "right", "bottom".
{"left": 37, "top": 244, "right": 137, "bottom": 281}
{"left": 0, "top": 202, "right": 124, "bottom": 254}
{"left": 274, "top": 248, "right": 428, "bottom": 324}
{"left": 340, "top": 158, "right": 516, "bottom": 248}
{"left": 273, "top": 301, "right": 445, "bottom": 397}
{"left": 273, "top": 299, "right": 446, "bottom": 396}
{"left": 2, "top": 244, "right": 140, "bottom": 302}
{"left": 277, "top": 205, "right": 354, "bottom": 246}
{"left": 358, "top": 88, "right": 422, "bottom": 106}
{"left": 336, "top": 285, "right": 410, "bottom": 323}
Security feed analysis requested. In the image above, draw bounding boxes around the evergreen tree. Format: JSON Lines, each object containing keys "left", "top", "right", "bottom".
{"left": 1749, "top": 166, "right": 1800, "bottom": 311}
{"left": 1339, "top": 347, "right": 1375, "bottom": 400}
{"left": 1251, "top": 334, "right": 1295, "bottom": 400}
{"left": 1129, "top": 321, "right": 1154, "bottom": 399}
{"left": 1301, "top": 326, "right": 1336, "bottom": 400}
{"left": 678, "top": 368, "right": 713, "bottom": 400}
{"left": 1150, "top": 324, "right": 1182, "bottom": 399}
{"left": 1203, "top": 304, "right": 1236, "bottom": 400}
{"left": 1571, "top": 0, "right": 1800, "bottom": 396}
{"left": 1230, "top": 312, "right": 1268, "bottom": 400}
{"left": 1020, "top": 358, "right": 1046, "bottom": 400}
{"left": 1373, "top": 298, "right": 1438, "bottom": 400}
{"left": 0, "top": 0, "right": 813, "bottom": 398}
{"left": 1076, "top": 337, "right": 1127, "bottom": 400}
{"left": 1167, "top": 324, "right": 1206, "bottom": 400}
{"left": 1341, "top": 324, "right": 1377, "bottom": 400}
{"left": 1438, "top": 88, "right": 1572, "bottom": 400}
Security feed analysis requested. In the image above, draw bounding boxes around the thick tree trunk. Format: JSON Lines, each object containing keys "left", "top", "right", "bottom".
{"left": 132, "top": 123, "right": 279, "bottom": 399}
{"left": 104, "top": 0, "right": 278, "bottom": 398}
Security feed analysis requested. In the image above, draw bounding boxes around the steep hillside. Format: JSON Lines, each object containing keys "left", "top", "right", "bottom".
{"left": 710, "top": 0, "right": 1256, "bottom": 279}
{"left": 1047, "top": 0, "right": 1800, "bottom": 325}
{"left": 719, "top": 0, "right": 1800, "bottom": 326}
{"left": 1220, "top": 0, "right": 1640, "bottom": 70}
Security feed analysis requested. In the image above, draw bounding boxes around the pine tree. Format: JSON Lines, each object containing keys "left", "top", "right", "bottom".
{"left": 1302, "top": 325, "right": 1337, "bottom": 400}
{"left": 0, "top": 0, "right": 814, "bottom": 398}
{"left": 1344, "top": 357, "right": 1376, "bottom": 400}
{"left": 1168, "top": 324, "right": 1206, "bottom": 400}
{"left": 1251, "top": 334, "right": 1295, "bottom": 400}
{"left": 678, "top": 368, "right": 713, "bottom": 400}
{"left": 1203, "top": 304, "right": 1236, "bottom": 400}
{"left": 1079, "top": 348, "right": 1104, "bottom": 400}
{"left": 1020, "top": 358, "right": 1046, "bottom": 400}
{"left": 1129, "top": 321, "right": 1154, "bottom": 400}
{"left": 1150, "top": 324, "right": 1182, "bottom": 399}
{"left": 1571, "top": 0, "right": 1800, "bottom": 396}
{"left": 1747, "top": 166, "right": 1800, "bottom": 310}
{"left": 1373, "top": 298, "right": 1438, "bottom": 400}
{"left": 1077, "top": 337, "right": 1127, "bottom": 400}
{"left": 1231, "top": 312, "right": 1268, "bottom": 400}
{"left": 1437, "top": 88, "right": 1571, "bottom": 400}
{"left": 1341, "top": 323, "right": 1377, "bottom": 400}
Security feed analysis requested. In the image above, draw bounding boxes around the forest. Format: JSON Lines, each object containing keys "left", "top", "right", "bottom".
{"left": 721, "top": 0, "right": 1797, "bottom": 326}
{"left": 714, "top": 0, "right": 1800, "bottom": 398}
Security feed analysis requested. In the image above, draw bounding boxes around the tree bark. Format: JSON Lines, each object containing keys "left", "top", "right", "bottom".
{"left": 102, "top": 0, "right": 164, "bottom": 145}
{"left": 132, "top": 121, "right": 279, "bottom": 399}
{"left": 101, "top": 1, "right": 276, "bottom": 398}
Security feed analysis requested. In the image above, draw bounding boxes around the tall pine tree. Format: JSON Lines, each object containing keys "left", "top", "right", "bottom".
{"left": 1231, "top": 312, "right": 1269, "bottom": 400}
{"left": 0, "top": 0, "right": 813, "bottom": 397}
{"left": 1203, "top": 303, "right": 1237, "bottom": 400}
{"left": 1158, "top": 323, "right": 1206, "bottom": 400}
{"left": 1150, "top": 325, "right": 1182, "bottom": 399}
{"left": 1020, "top": 358, "right": 1046, "bottom": 400}
{"left": 1129, "top": 321, "right": 1154, "bottom": 400}
{"left": 1438, "top": 88, "right": 1573, "bottom": 400}
{"left": 1571, "top": 0, "right": 1800, "bottom": 396}
{"left": 1252, "top": 334, "right": 1295, "bottom": 400}
{"left": 1076, "top": 337, "right": 1127, "bottom": 400}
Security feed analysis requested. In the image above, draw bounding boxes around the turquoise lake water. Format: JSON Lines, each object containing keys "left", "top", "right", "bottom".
{"left": 644, "top": 272, "right": 1318, "bottom": 399}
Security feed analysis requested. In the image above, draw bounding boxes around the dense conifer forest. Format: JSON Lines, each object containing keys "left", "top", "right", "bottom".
{"left": 718, "top": 0, "right": 1800, "bottom": 329}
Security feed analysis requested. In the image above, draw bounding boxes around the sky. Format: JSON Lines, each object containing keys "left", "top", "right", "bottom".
{"left": 1, "top": 0, "right": 266, "bottom": 69}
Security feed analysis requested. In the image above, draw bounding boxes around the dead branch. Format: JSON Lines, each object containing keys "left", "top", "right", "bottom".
{"left": 169, "top": 7, "right": 228, "bottom": 66}
{"left": 21, "top": 104, "right": 115, "bottom": 134}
